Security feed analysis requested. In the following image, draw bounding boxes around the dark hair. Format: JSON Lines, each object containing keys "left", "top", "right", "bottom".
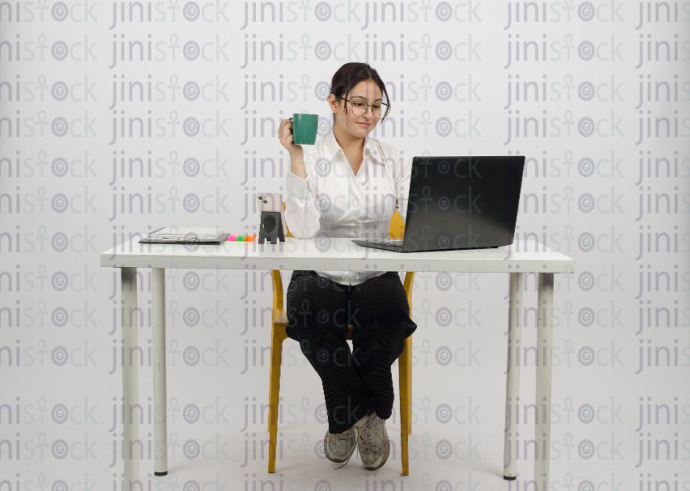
{"left": 330, "top": 62, "right": 391, "bottom": 127}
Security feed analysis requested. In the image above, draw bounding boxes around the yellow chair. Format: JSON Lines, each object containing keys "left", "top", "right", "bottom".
{"left": 268, "top": 202, "right": 415, "bottom": 475}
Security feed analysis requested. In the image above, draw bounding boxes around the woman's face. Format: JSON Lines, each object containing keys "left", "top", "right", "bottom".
{"left": 330, "top": 79, "right": 383, "bottom": 138}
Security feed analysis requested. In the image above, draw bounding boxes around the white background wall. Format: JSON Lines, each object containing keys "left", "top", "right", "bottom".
{"left": 1, "top": 1, "right": 689, "bottom": 489}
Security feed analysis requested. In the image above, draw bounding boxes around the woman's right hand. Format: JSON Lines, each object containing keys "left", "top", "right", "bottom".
{"left": 278, "top": 118, "right": 303, "bottom": 158}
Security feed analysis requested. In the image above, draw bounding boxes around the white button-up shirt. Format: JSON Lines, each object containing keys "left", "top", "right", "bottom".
{"left": 285, "top": 130, "right": 412, "bottom": 286}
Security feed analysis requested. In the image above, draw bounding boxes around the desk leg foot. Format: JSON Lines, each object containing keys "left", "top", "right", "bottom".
{"left": 121, "top": 268, "right": 141, "bottom": 489}
{"left": 503, "top": 273, "right": 523, "bottom": 481}
{"left": 152, "top": 268, "right": 169, "bottom": 476}
{"left": 535, "top": 273, "right": 554, "bottom": 489}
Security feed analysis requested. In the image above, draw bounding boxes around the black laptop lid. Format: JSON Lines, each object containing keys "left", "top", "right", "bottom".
{"left": 402, "top": 156, "right": 525, "bottom": 252}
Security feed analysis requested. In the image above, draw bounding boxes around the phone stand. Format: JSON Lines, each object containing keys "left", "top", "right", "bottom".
{"left": 258, "top": 211, "right": 285, "bottom": 244}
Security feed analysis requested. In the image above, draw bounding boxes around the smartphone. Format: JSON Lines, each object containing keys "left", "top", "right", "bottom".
{"left": 257, "top": 192, "right": 287, "bottom": 237}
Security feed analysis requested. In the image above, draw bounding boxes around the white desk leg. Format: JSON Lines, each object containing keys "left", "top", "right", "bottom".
{"left": 152, "top": 268, "right": 168, "bottom": 476}
{"left": 121, "top": 268, "right": 141, "bottom": 490}
{"left": 503, "top": 272, "right": 523, "bottom": 480}
{"left": 535, "top": 273, "right": 554, "bottom": 489}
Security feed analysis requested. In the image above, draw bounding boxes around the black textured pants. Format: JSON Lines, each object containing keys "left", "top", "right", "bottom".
{"left": 286, "top": 270, "right": 418, "bottom": 435}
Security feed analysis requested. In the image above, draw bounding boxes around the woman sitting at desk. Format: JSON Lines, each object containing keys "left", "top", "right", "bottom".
{"left": 276, "top": 62, "right": 417, "bottom": 471}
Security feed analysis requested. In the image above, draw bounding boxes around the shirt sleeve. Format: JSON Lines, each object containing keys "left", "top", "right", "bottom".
{"left": 395, "top": 151, "right": 412, "bottom": 225}
{"left": 285, "top": 151, "right": 321, "bottom": 239}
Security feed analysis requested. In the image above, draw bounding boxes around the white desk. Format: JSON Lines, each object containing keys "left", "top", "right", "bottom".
{"left": 100, "top": 237, "right": 574, "bottom": 487}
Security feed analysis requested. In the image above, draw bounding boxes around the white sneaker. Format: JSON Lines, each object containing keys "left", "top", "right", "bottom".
{"left": 357, "top": 411, "right": 390, "bottom": 470}
{"left": 324, "top": 426, "right": 358, "bottom": 468}
{"left": 325, "top": 411, "right": 371, "bottom": 469}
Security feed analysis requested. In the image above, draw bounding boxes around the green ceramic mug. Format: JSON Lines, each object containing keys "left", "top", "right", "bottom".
{"left": 289, "top": 113, "right": 318, "bottom": 145}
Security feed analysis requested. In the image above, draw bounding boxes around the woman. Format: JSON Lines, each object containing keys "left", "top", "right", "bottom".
{"left": 276, "top": 62, "right": 417, "bottom": 470}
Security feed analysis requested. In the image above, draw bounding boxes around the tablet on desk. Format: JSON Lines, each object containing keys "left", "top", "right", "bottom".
{"left": 139, "top": 226, "right": 230, "bottom": 244}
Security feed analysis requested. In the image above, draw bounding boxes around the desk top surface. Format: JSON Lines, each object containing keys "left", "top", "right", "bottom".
{"left": 100, "top": 237, "right": 575, "bottom": 273}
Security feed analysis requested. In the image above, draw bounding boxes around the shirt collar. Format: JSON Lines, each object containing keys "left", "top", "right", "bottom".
{"left": 323, "top": 130, "right": 384, "bottom": 165}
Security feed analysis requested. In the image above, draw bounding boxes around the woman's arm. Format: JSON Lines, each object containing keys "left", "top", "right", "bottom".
{"left": 285, "top": 150, "right": 321, "bottom": 239}
{"left": 277, "top": 118, "right": 320, "bottom": 239}
{"left": 288, "top": 149, "right": 307, "bottom": 179}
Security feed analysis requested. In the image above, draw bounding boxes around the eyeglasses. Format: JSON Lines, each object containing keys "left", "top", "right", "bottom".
{"left": 335, "top": 96, "right": 389, "bottom": 119}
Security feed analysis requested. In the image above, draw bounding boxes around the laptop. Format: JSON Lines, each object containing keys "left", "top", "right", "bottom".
{"left": 351, "top": 155, "right": 525, "bottom": 253}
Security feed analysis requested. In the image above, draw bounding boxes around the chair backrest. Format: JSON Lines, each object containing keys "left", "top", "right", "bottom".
{"left": 282, "top": 201, "right": 405, "bottom": 239}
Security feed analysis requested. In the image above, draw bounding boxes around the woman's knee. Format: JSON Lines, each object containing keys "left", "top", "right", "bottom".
{"left": 286, "top": 276, "right": 346, "bottom": 332}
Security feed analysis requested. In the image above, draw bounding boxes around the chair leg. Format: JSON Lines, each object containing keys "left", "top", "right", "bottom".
{"left": 407, "top": 335, "right": 412, "bottom": 434}
{"left": 398, "top": 336, "right": 412, "bottom": 476}
{"left": 268, "top": 323, "right": 286, "bottom": 473}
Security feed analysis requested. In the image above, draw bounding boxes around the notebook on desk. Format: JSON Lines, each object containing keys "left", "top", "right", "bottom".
{"left": 351, "top": 155, "right": 525, "bottom": 253}
{"left": 139, "top": 226, "right": 231, "bottom": 244}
